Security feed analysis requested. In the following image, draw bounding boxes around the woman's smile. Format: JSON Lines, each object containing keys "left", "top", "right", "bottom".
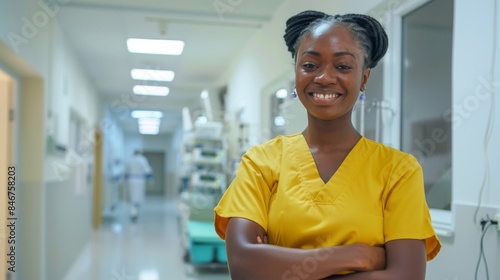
{"left": 309, "top": 91, "right": 344, "bottom": 105}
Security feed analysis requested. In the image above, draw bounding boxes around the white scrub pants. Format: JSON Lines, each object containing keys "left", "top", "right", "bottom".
{"left": 128, "top": 178, "right": 146, "bottom": 216}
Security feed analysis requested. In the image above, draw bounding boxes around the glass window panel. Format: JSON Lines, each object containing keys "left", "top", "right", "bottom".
{"left": 401, "top": 0, "right": 454, "bottom": 210}
{"left": 356, "top": 63, "right": 384, "bottom": 142}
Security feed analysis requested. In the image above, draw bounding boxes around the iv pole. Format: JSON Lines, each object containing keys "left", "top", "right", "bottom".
{"left": 359, "top": 93, "right": 366, "bottom": 136}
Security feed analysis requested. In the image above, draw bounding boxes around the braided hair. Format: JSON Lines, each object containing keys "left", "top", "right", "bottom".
{"left": 283, "top": 10, "right": 388, "bottom": 68}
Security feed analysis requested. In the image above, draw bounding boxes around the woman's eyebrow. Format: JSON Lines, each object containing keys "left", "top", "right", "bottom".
{"left": 300, "top": 50, "right": 321, "bottom": 57}
{"left": 333, "top": 51, "right": 357, "bottom": 59}
{"left": 300, "top": 50, "right": 357, "bottom": 60}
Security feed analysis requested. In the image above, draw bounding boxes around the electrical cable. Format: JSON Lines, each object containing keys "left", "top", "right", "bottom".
{"left": 474, "top": 222, "right": 495, "bottom": 280}
{"left": 473, "top": 0, "right": 498, "bottom": 225}
{"left": 473, "top": 3, "right": 498, "bottom": 277}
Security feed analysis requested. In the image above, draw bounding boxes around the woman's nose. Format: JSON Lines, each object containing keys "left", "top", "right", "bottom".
{"left": 314, "top": 67, "right": 337, "bottom": 85}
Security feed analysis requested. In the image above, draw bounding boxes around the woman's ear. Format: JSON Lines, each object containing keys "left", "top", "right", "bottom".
{"left": 361, "top": 68, "right": 371, "bottom": 91}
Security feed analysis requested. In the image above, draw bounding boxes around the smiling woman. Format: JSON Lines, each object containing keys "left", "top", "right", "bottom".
{"left": 214, "top": 10, "right": 441, "bottom": 280}
{"left": 294, "top": 24, "right": 369, "bottom": 126}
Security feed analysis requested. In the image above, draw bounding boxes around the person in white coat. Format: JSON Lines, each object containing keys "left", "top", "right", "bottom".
{"left": 125, "top": 150, "right": 153, "bottom": 221}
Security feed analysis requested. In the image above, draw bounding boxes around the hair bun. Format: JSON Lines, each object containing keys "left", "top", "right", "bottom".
{"left": 339, "top": 14, "right": 388, "bottom": 68}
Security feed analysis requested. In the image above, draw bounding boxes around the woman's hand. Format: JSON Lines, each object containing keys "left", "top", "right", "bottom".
{"left": 349, "top": 244, "right": 385, "bottom": 271}
{"left": 323, "top": 240, "right": 427, "bottom": 280}
{"left": 256, "top": 234, "right": 268, "bottom": 245}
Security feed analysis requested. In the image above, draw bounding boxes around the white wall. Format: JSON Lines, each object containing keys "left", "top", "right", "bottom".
{"left": 426, "top": 0, "right": 500, "bottom": 279}
{"left": 43, "top": 22, "right": 100, "bottom": 280}
{"left": 169, "top": 126, "right": 185, "bottom": 197}
{"left": 451, "top": 0, "right": 500, "bottom": 207}
{"left": 0, "top": 0, "right": 51, "bottom": 276}
{"left": 101, "top": 107, "right": 126, "bottom": 213}
{"left": 0, "top": 0, "right": 52, "bottom": 78}
{"left": 0, "top": 1, "right": 101, "bottom": 279}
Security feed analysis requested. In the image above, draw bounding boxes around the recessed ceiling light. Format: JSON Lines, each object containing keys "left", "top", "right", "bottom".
{"left": 139, "top": 126, "right": 160, "bottom": 135}
{"left": 139, "top": 124, "right": 160, "bottom": 130}
{"left": 133, "top": 85, "right": 169, "bottom": 96}
{"left": 127, "top": 38, "right": 185, "bottom": 55}
{"left": 139, "top": 130, "right": 159, "bottom": 135}
{"left": 131, "top": 110, "right": 163, "bottom": 119}
{"left": 131, "top": 69, "right": 175, "bottom": 82}
{"left": 138, "top": 118, "right": 161, "bottom": 126}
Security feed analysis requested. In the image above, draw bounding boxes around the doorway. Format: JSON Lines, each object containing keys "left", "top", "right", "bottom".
{"left": 143, "top": 151, "right": 165, "bottom": 197}
{"left": 0, "top": 69, "right": 15, "bottom": 280}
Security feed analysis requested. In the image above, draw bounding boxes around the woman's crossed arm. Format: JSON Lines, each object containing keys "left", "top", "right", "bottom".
{"left": 225, "top": 217, "right": 386, "bottom": 280}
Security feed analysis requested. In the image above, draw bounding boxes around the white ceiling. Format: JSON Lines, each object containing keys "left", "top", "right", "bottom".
{"left": 57, "top": 0, "right": 285, "bottom": 134}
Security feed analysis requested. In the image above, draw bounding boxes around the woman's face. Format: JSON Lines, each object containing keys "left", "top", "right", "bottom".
{"left": 295, "top": 23, "right": 370, "bottom": 122}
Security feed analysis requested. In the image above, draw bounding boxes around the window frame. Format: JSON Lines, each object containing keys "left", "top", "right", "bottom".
{"left": 374, "top": 0, "right": 454, "bottom": 237}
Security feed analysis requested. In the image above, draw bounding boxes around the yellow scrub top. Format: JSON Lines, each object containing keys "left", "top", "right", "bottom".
{"left": 214, "top": 134, "right": 441, "bottom": 261}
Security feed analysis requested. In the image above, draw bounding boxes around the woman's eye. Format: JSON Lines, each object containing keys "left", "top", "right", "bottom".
{"left": 336, "top": 64, "right": 352, "bottom": 70}
{"left": 302, "top": 63, "right": 317, "bottom": 70}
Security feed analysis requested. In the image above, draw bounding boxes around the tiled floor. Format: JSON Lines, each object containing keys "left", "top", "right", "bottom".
{"left": 64, "top": 197, "right": 230, "bottom": 280}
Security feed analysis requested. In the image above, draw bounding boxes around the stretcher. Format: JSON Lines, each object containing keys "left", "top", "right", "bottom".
{"left": 187, "top": 220, "right": 227, "bottom": 264}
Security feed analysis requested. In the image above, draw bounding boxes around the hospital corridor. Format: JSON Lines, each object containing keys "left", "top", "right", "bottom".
{"left": 1, "top": 0, "right": 500, "bottom": 279}
{"left": 63, "top": 197, "right": 230, "bottom": 280}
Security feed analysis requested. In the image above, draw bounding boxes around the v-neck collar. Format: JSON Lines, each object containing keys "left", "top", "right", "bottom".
{"left": 289, "top": 134, "right": 366, "bottom": 203}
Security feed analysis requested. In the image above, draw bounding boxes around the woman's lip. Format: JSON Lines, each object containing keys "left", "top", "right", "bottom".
{"left": 309, "top": 92, "right": 342, "bottom": 99}
{"left": 309, "top": 92, "right": 343, "bottom": 105}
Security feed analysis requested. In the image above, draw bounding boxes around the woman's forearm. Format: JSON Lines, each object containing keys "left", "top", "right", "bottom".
{"left": 324, "top": 270, "right": 390, "bottom": 280}
{"left": 326, "top": 269, "right": 421, "bottom": 280}
{"left": 229, "top": 242, "right": 371, "bottom": 280}
{"left": 226, "top": 218, "right": 385, "bottom": 280}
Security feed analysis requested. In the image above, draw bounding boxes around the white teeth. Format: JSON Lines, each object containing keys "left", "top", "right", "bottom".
{"left": 312, "top": 93, "right": 340, "bottom": 99}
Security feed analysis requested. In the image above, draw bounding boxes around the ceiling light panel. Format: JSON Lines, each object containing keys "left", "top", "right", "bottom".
{"left": 138, "top": 118, "right": 161, "bottom": 126}
{"left": 127, "top": 38, "right": 185, "bottom": 55}
{"left": 139, "top": 125, "right": 160, "bottom": 132}
{"left": 133, "top": 85, "right": 170, "bottom": 96}
{"left": 139, "top": 130, "right": 159, "bottom": 135}
{"left": 131, "top": 69, "right": 175, "bottom": 82}
{"left": 131, "top": 110, "right": 163, "bottom": 119}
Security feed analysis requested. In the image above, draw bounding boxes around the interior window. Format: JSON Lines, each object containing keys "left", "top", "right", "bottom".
{"left": 355, "top": 62, "right": 384, "bottom": 142}
{"left": 400, "top": 0, "right": 454, "bottom": 210}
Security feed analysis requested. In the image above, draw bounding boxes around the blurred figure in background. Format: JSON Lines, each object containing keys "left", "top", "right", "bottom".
{"left": 125, "top": 150, "right": 153, "bottom": 222}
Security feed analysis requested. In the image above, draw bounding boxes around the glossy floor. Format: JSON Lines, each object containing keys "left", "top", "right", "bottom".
{"left": 64, "top": 197, "right": 230, "bottom": 280}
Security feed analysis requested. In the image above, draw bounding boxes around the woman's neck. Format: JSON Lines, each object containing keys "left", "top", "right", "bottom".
{"left": 302, "top": 115, "right": 361, "bottom": 152}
